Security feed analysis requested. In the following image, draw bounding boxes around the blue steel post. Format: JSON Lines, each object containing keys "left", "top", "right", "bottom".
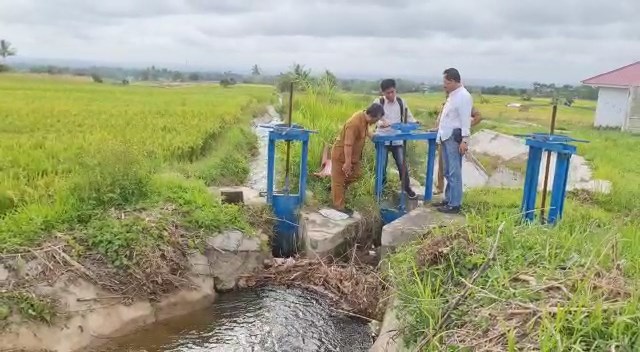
{"left": 261, "top": 123, "right": 316, "bottom": 257}
{"left": 518, "top": 133, "right": 585, "bottom": 225}
{"left": 372, "top": 128, "right": 437, "bottom": 225}
{"left": 521, "top": 143, "right": 543, "bottom": 222}
{"left": 424, "top": 139, "right": 437, "bottom": 202}
{"left": 548, "top": 152, "right": 571, "bottom": 225}
{"left": 374, "top": 141, "right": 386, "bottom": 203}
{"left": 299, "top": 138, "right": 309, "bottom": 206}
{"left": 557, "top": 153, "right": 572, "bottom": 220}
{"left": 266, "top": 136, "right": 277, "bottom": 204}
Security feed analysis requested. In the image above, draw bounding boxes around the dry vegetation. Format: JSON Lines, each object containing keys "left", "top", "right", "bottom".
{"left": 242, "top": 257, "right": 388, "bottom": 321}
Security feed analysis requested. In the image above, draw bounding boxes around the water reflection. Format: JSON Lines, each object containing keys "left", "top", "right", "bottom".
{"left": 91, "top": 287, "right": 372, "bottom": 352}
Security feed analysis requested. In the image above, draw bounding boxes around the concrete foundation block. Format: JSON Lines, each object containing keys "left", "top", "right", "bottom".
{"left": 380, "top": 207, "right": 465, "bottom": 258}
{"left": 300, "top": 211, "right": 365, "bottom": 258}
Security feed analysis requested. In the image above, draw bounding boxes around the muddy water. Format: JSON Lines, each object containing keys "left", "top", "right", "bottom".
{"left": 246, "top": 105, "right": 282, "bottom": 193}
{"left": 90, "top": 287, "right": 372, "bottom": 352}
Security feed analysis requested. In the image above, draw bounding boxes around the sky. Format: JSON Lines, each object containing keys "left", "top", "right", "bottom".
{"left": 1, "top": 0, "right": 639, "bottom": 84}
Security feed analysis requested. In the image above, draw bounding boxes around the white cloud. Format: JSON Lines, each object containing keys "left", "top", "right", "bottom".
{"left": 0, "top": 0, "right": 639, "bottom": 83}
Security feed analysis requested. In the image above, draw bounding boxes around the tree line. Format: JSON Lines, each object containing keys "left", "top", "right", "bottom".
{"left": 0, "top": 38, "right": 600, "bottom": 100}
{"left": 480, "top": 82, "right": 598, "bottom": 101}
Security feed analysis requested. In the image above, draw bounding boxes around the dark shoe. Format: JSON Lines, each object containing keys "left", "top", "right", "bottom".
{"left": 334, "top": 207, "right": 354, "bottom": 217}
{"left": 431, "top": 200, "right": 448, "bottom": 207}
{"left": 437, "top": 205, "right": 461, "bottom": 214}
{"left": 405, "top": 189, "right": 417, "bottom": 200}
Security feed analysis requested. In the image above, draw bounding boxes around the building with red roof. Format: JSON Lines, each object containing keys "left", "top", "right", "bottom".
{"left": 581, "top": 61, "right": 640, "bottom": 132}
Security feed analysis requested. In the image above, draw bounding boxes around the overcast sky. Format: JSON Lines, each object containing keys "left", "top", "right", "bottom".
{"left": 1, "top": 0, "right": 639, "bottom": 84}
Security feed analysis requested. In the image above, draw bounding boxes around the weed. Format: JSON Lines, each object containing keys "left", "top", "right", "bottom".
{"left": 0, "top": 292, "right": 56, "bottom": 324}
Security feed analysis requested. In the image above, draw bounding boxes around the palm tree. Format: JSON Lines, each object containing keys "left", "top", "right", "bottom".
{"left": 291, "top": 63, "right": 310, "bottom": 82}
{"left": 0, "top": 40, "right": 17, "bottom": 62}
{"left": 251, "top": 64, "right": 261, "bottom": 76}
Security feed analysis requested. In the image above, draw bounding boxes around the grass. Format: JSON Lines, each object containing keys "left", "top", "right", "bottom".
{"left": 278, "top": 86, "right": 640, "bottom": 350}
{"left": 284, "top": 87, "right": 418, "bottom": 212}
{"left": 0, "top": 292, "right": 56, "bottom": 325}
{"left": 0, "top": 74, "right": 274, "bottom": 252}
{"left": 386, "top": 192, "right": 640, "bottom": 350}
{"left": 279, "top": 87, "right": 385, "bottom": 211}
{"left": 375, "top": 92, "right": 640, "bottom": 350}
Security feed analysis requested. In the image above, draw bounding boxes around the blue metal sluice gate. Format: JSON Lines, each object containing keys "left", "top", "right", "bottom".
{"left": 372, "top": 123, "right": 438, "bottom": 225}
{"left": 517, "top": 133, "right": 588, "bottom": 225}
{"left": 260, "top": 114, "right": 590, "bottom": 255}
{"left": 261, "top": 123, "right": 315, "bottom": 257}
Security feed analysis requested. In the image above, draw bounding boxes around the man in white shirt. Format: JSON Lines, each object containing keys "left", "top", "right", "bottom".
{"left": 373, "top": 79, "right": 418, "bottom": 199}
{"left": 433, "top": 68, "right": 473, "bottom": 214}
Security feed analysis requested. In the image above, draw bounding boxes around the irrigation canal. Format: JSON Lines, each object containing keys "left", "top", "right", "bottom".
{"left": 88, "top": 286, "right": 373, "bottom": 352}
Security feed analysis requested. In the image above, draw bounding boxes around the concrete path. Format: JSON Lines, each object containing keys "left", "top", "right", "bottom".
{"left": 380, "top": 207, "right": 465, "bottom": 258}
{"left": 425, "top": 129, "right": 611, "bottom": 194}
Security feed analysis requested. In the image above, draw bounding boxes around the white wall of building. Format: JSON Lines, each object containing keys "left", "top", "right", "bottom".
{"left": 594, "top": 87, "right": 629, "bottom": 128}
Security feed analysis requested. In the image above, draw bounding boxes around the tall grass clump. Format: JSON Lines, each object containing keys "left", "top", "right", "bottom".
{"left": 276, "top": 82, "right": 386, "bottom": 210}
{"left": 386, "top": 206, "right": 640, "bottom": 350}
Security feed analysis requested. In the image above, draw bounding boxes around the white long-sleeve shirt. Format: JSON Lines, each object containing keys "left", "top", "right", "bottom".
{"left": 437, "top": 86, "right": 473, "bottom": 143}
{"left": 373, "top": 96, "right": 416, "bottom": 146}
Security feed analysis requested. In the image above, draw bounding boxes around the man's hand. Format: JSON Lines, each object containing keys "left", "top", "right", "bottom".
{"left": 379, "top": 119, "right": 390, "bottom": 128}
{"left": 342, "top": 162, "right": 353, "bottom": 177}
{"left": 459, "top": 141, "right": 468, "bottom": 155}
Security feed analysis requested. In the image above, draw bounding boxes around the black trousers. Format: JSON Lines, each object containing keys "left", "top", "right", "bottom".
{"left": 381, "top": 145, "right": 412, "bottom": 193}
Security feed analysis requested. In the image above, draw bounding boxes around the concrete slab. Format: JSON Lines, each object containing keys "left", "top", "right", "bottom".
{"left": 205, "top": 231, "right": 269, "bottom": 291}
{"left": 370, "top": 296, "right": 407, "bottom": 352}
{"left": 463, "top": 129, "right": 611, "bottom": 194}
{"left": 430, "top": 151, "right": 490, "bottom": 191}
{"left": 487, "top": 166, "right": 523, "bottom": 188}
{"left": 470, "top": 129, "right": 528, "bottom": 160}
{"left": 381, "top": 207, "right": 464, "bottom": 258}
{"left": 300, "top": 211, "right": 364, "bottom": 258}
{"left": 206, "top": 230, "right": 261, "bottom": 252}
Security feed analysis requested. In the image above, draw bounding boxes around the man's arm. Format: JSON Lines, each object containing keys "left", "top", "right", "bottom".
{"left": 343, "top": 126, "right": 355, "bottom": 165}
{"left": 372, "top": 97, "right": 390, "bottom": 128}
{"left": 470, "top": 107, "right": 482, "bottom": 127}
{"left": 458, "top": 94, "right": 473, "bottom": 141}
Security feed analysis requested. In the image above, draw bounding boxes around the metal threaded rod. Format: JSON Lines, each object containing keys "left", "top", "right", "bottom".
{"left": 283, "top": 81, "right": 294, "bottom": 193}
{"left": 400, "top": 107, "right": 408, "bottom": 209}
{"left": 539, "top": 101, "right": 558, "bottom": 223}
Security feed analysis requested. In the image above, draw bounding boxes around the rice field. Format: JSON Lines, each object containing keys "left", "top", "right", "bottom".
{"left": 0, "top": 74, "right": 274, "bottom": 251}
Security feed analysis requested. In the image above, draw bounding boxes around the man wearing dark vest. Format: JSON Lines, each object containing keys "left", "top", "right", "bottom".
{"left": 373, "top": 79, "right": 418, "bottom": 199}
